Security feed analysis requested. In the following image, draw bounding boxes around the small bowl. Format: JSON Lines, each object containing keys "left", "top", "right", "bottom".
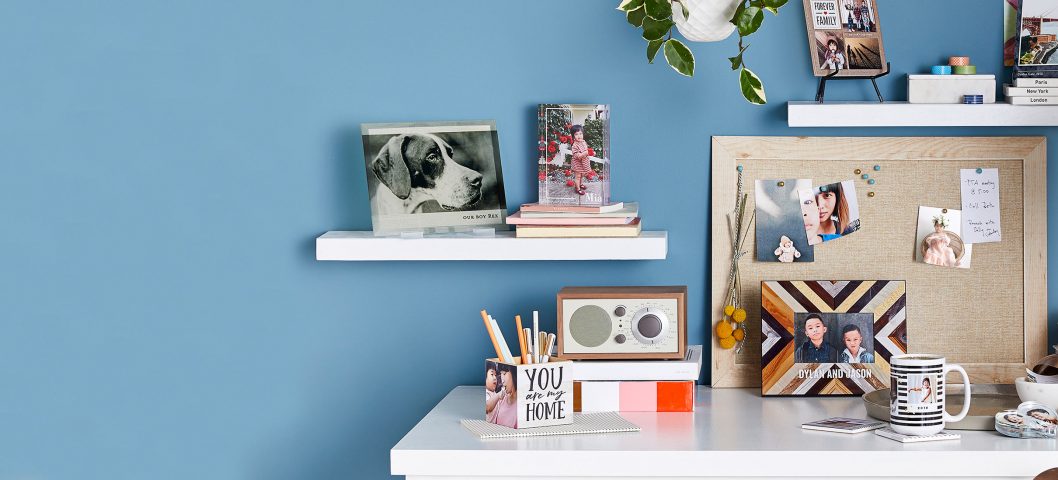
{"left": 1014, "top": 377, "right": 1058, "bottom": 409}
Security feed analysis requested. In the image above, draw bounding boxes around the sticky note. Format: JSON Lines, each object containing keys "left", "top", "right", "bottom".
{"left": 960, "top": 168, "right": 1001, "bottom": 243}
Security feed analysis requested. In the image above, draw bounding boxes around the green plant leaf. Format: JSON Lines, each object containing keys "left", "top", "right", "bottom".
{"left": 627, "top": 7, "right": 646, "bottom": 27}
{"left": 763, "top": 0, "right": 786, "bottom": 14}
{"left": 664, "top": 38, "right": 694, "bottom": 77}
{"left": 643, "top": 0, "right": 671, "bottom": 20}
{"left": 728, "top": 43, "right": 749, "bottom": 70}
{"left": 647, "top": 39, "right": 664, "bottom": 63}
{"left": 739, "top": 67, "right": 767, "bottom": 104}
{"left": 674, "top": 0, "right": 690, "bottom": 19}
{"left": 736, "top": 6, "right": 763, "bottom": 36}
{"left": 617, "top": 0, "right": 645, "bottom": 12}
{"left": 730, "top": 1, "right": 746, "bottom": 23}
{"left": 642, "top": 16, "right": 674, "bottom": 41}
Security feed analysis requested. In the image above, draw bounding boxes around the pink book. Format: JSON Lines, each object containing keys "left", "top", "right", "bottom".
{"left": 505, "top": 212, "right": 635, "bottom": 226}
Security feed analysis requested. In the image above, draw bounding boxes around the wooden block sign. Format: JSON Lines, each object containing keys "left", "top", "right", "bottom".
{"left": 485, "top": 358, "right": 573, "bottom": 429}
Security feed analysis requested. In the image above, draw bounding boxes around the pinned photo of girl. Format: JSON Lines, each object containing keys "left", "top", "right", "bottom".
{"left": 815, "top": 181, "right": 861, "bottom": 242}
{"left": 488, "top": 363, "right": 519, "bottom": 428}
{"left": 915, "top": 206, "right": 972, "bottom": 269}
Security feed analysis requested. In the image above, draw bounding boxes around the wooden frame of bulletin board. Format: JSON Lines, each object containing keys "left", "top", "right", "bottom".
{"left": 710, "top": 137, "right": 1048, "bottom": 388}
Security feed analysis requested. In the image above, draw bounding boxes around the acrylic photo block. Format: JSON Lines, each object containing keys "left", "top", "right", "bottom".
{"left": 485, "top": 358, "right": 573, "bottom": 429}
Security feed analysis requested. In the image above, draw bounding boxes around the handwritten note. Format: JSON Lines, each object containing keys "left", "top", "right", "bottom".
{"left": 960, "top": 168, "right": 1001, "bottom": 244}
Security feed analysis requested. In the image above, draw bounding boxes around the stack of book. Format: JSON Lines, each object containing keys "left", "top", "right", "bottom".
{"left": 1004, "top": 78, "right": 1058, "bottom": 105}
{"left": 568, "top": 345, "right": 702, "bottom": 413}
{"left": 505, "top": 202, "right": 641, "bottom": 238}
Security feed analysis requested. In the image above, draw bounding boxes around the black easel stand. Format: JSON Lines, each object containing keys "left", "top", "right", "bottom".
{"left": 815, "top": 62, "right": 890, "bottom": 103}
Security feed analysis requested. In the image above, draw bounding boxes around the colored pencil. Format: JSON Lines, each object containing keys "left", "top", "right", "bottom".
{"left": 515, "top": 315, "right": 527, "bottom": 364}
{"left": 481, "top": 310, "right": 504, "bottom": 362}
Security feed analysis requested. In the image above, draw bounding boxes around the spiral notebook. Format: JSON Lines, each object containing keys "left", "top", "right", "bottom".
{"left": 461, "top": 412, "right": 640, "bottom": 439}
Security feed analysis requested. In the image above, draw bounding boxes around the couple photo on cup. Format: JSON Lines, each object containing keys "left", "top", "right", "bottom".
{"left": 794, "top": 312, "right": 875, "bottom": 364}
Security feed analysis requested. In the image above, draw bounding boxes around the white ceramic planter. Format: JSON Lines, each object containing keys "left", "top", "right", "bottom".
{"left": 672, "top": 0, "right": 740, "bottom": 42}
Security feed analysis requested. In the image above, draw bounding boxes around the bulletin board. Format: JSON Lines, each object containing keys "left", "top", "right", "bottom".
{"left": 710, "top": 137, "right": 1048, "bottom": 388}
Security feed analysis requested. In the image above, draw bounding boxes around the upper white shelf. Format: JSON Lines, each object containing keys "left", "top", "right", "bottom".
{"left": 315, "top": 230, "right": 668, "bottom": 261}
{"left": 788, "top": 100, "right": 1058, "bottom": 127}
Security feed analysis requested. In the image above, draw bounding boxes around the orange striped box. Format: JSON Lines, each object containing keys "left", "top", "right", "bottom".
{"left": 573, "top": 381, "right": 695, "bottom": 412}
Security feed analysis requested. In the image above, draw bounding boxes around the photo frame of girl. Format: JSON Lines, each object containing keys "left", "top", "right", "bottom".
{"left": 537, "top": 104, "right": 611, "bottom": 206}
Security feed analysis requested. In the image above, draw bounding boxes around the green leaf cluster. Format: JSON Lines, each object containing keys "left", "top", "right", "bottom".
{"left": 619, "top": 0, "right": 694, "bottom": 77}
{"left": 619, "top": 0, "right": 786, "bottom": 104}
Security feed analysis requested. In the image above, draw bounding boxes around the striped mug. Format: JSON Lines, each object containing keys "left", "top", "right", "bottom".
{"left": 889, "top": 354, "right": 971, "bottom": 435}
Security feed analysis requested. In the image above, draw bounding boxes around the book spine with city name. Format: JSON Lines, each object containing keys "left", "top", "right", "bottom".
{"left": 1006, "top": 96, "right": 1058, "bottom": 105}
{"left": 570, "top": 345, "right": 702, "bottom": 381}
{"left": 1004, "top": 84, "right": 1058, "bottom": 96}
{"left": 573, "top": 380, "right": 695, "bottom": 413}
{"left": 1013, "top": 77, "right": 1058, "bottom": 87}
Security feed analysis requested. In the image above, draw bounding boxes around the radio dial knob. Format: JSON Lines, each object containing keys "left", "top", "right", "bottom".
{"left": 614, "top": 334, "right": 626, "bottom": 344}
{"left": 614, "top": 306, "right": 626, "bottom": 317}
{"left": 630, "top": 308, "right": 668, "bottom": 344}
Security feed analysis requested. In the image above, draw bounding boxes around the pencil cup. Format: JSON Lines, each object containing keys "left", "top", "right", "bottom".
{"left": 484, "top": 357, "right": 573, "bottom": 429}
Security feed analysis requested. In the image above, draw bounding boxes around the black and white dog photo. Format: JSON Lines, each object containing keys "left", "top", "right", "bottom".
{"left": 361, "top": 121, "right": 507, "bottom": 233}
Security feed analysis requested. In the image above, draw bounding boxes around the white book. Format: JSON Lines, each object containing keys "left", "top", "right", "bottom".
{"left": 802, "top": 417, "right": 887, "bottom": 434}
{"left": 874, "top": 427, "right": 961, "bottom": 443}
{"left": 519, "top": 203, "right": 639, "bottom": 218}
{"left": 1006, "top": 96, "right": 1058, "bottom": 105}
{"left": 1014, "top": 77, "right": 1058, "bottom": 88}
{"left": 570, "top": 345, "right": 702, "bottom": 381}
{"left": 1003, "top": 84, "right": 1058, "bottom": 96}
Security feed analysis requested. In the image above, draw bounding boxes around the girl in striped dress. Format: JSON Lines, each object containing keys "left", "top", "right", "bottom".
{"left": 570, "top": 125, "right": 591, "bottom": 195}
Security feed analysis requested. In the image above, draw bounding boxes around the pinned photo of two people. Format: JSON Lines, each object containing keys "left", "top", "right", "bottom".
{"left": 794, "top": 312, "right": 875, "bottom": 364}
{"left": 799, "top": 180, "right": 862, "bottom": 246}
{"left": 485, "top": 361, "right": 518, "bottom": 428}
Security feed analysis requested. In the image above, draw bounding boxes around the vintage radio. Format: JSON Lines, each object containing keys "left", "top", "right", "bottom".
{"left": 557, "top": 286, "right": 687, "bottom": 360}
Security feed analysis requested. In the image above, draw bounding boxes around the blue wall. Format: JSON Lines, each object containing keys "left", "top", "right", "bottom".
{"left": 2, "top": 2, "right": 1054, "bottom": 479}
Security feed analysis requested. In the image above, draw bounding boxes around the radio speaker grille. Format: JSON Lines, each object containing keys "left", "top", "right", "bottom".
{"left": 568, "top": 305, "right": 611, "bottom": 347}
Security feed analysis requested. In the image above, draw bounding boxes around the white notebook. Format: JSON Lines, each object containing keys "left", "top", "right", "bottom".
{"left": 874, "top": 427, "right": 961, "bottom": 443}
{"left": 461, "top": 412, "right": 640, "bottom": 439}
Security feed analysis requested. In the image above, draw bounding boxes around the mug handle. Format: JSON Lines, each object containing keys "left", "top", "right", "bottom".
{"left": 943, "top": 364, "right": 972, "bottom": 423}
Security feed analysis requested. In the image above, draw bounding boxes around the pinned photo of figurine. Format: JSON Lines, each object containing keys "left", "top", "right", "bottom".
{"left": 915, "top": 207, "right": 973, "bottom": 269}
{"left": 774, "top": 235, "right": 802, "bottom": 262}
{"left": 755, "top": 179, "right": 814, "bottom": 263}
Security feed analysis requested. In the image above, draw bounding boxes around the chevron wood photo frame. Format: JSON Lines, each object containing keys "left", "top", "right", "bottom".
{"left": 761, "top": 280, "right": 906, "bottom": 396}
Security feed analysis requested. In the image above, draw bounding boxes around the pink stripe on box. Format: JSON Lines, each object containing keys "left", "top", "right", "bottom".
{"left": 619, "top": 381, "right": 658, "bottom": 411}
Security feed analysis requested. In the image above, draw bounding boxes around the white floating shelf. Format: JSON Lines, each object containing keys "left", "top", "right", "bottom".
{"left": 315, "top": 230, "right": 667, "bottom": 261}
{"left": 788, "top": 100, "right": 1058, "bottom": 127}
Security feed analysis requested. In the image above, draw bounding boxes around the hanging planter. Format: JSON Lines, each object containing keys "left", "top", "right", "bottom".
{"left": 672, "top": 0, "right": 740, "bottom": 42}
{"left": 618, "top": 0, "right": 788, "bottom": 105}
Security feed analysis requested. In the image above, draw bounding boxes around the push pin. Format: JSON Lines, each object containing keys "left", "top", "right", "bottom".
{"left": 854, "top": 169, "right": 862, "bottom": 175}
{"left": 867, "top": 192, "right": 875, "bottom": 198}
{"left": 737, "top": 165, "right": 744, "bottom": 172}
{"left": 942, "top": 208, "right": 948, "bottom": 213}
{"left": 777, "top": 181, "right": 785, "bottom": 187}
{"left": 861, "top": 174, "right": 869, "bottom": 179}
{"left": 976, "top": 168, "right": 983, "bottom": 174}
{"left": 820, "top": 185, "right": 828, "bottom": 192}
{"left": 867, "top": 179, "right": 876, "bottom": 185}
{"left": 873, "top": 165, "right": 881, "bottom": 171}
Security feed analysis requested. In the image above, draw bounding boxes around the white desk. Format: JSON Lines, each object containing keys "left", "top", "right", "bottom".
{"left": 391, "top": 386, "right": 1057, "bottom": 479}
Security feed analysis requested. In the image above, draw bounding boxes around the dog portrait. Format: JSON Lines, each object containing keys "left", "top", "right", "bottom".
{"left": 361, "top": 121, "right": 507, "bottom": 234}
